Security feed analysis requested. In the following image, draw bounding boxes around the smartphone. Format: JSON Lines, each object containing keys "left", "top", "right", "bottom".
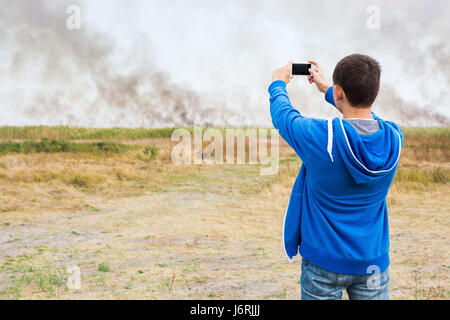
{"left": 292, "top": 63, "right": 312, "bottom": 76}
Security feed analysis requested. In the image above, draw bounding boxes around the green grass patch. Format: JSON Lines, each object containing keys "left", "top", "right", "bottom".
{"left": 0, "top": 138, "right": 136, "bottom": 155}
{"left": 0, "top": 259, "right": 67, "bottom": 299}
{"left": 402, "top": 127, "right": 450, "bottom": 151}
{"left": 0, "top": 125, "right": 281, "bottom": 141}
{"left": 403, "top": 127, "right": 450, "bottom": 142}
{"left": 98, "top": 262, "right": 111, "bottom": 273}
{"left": 136, "top": 145, "right": 160, "bottom": 162}
{"left": 394, "top": 167, "right": 449, "bottom": 184}
{"left": 0, "top": 126, "right": 180, "bottom": 140}
{"left": 264, "top": 287, "right": 287, "bottom": 299}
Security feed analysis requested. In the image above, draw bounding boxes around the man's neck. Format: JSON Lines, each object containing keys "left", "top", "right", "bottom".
{"left": 342, "top": 105, "right": 373, "bottom": 119}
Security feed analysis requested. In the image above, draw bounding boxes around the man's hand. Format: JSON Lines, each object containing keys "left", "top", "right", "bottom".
{"left": 272, "top": 61, "right": 294, "bottom": 84}
{"left": 308, "top": 60, "right": 331, "bottom": 93}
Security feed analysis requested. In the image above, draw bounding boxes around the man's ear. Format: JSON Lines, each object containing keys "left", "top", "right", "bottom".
{"left": 334, "top": 84, "right": 344, "bottom": 101}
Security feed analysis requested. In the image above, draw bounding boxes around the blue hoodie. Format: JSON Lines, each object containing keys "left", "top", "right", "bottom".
{"left": 269, "top": 81, "right": 403, "bottom": 275}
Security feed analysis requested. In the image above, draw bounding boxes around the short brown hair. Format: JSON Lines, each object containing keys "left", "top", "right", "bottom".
{"left": 332, "top": 54, "right": 381, "bottom": 108}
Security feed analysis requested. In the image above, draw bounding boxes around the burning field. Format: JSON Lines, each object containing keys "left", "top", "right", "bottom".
{"left": 0, "top": 0, "right": 449, "bottom": 301}
{"left": 0, "top": 126, "right": 448, "bottom": 299}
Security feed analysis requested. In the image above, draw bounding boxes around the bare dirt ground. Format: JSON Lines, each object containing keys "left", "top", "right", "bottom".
{"left": 0, "top": 138, "right": 448, "bottom": 300}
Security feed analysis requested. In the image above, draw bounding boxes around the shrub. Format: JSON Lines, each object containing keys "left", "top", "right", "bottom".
{"left": 98, "top": 263, "right": 111, "bottom": 273}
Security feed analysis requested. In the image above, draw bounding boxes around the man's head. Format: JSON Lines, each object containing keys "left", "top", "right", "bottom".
{"left": 332, "top": 54, "right": 381, "bottom": 110}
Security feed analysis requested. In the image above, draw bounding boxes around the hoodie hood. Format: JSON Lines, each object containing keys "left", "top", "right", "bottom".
{"left": 330, "top": 113, "right": 403, "bottom": 185}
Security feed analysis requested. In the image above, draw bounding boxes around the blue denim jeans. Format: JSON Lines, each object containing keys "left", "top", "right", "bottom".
{"left": 301, "top": 258, "right": 390, "bottom": 300}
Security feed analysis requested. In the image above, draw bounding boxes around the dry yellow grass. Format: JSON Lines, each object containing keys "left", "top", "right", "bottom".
{"left": 0, "top": 129, "right": 448, "bottom": 299}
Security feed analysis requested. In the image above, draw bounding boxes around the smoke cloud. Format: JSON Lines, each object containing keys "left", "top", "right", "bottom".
{"left": 0, "top": 0, "right": 449, "bottom": 127}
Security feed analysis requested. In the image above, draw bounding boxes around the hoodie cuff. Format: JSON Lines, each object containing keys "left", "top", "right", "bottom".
{"left": 268, "top": 80, "right": 286, "bottom": 93}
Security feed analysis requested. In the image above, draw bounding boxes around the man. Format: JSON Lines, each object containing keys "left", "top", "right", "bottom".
{"left": 269, "top": 54, "right": 403, "bottom": 300}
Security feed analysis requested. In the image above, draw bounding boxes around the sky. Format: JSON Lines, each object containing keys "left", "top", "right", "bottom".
{"left": 0, "top": 0, "right": 449, "bottom": 127}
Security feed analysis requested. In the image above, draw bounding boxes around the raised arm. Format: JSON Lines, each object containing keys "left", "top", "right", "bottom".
{"left": 307, "top": 60, "right": 331, "bottom": 94}
{"left": 307, "top": 60, "right": 340, "bottom": 110}
{"left": 269, "top": 61, "right": 305, "bottom": 155}
{"left": 269, "top": 62, "right": 326, "bottom": 163}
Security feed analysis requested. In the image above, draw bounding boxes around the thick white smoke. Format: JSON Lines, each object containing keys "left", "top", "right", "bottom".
{"left": 0, "top": 0, "right": 449, "bottom": 127}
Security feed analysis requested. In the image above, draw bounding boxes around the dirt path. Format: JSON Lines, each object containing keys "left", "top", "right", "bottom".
{"left": 0, "top": 162, "right": 449, "bottom": 299}
{"left": 0, "top": 187, "right": 298, "bottom": 299}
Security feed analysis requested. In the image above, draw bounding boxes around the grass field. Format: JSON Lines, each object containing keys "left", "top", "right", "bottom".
{"left": 0, "top": 126, "right": 448, "bottom": 300}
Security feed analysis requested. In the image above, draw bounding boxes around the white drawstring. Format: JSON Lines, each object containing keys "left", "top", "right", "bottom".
{"left": 327, "top": 118, "right": 334, "bottom": 162}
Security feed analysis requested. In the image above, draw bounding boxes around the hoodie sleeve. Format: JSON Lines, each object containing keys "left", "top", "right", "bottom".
{"left": 269, "top": 80, "right": 324, "bottom": 163}
{"left": 325, "top": 86, "right": 336, "bottom": 107}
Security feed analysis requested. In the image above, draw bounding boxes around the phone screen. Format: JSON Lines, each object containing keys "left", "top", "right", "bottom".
{"left": 292, "top": 63, "right": 311, "bottom": 76}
